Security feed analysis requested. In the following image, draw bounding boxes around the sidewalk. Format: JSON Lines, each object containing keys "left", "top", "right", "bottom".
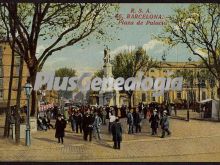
{"left": 172, "top": 109, "right": 220, "bottom": 122}
{"left": 0, "top": 115, "right": 220, "bottom": 161}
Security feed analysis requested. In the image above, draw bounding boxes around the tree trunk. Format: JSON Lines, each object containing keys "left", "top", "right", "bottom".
{"left": 218, "top": 80, "right": 220, "bottom": 121}
{"left": 4, "top": 5, "right": 16, "bottom": 138}
{"left": 15, "top": 54, "right": 24, "bottom": 144}
{"left": 29, "top": 71, "right": 37, "bottom": 116}
{"left": 3, "top": 44, "right": 14, "bottom": 138}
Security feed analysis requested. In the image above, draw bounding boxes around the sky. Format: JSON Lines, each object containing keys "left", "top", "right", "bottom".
{"left": 36, "top": 3, "right": 200, "bottom": 76}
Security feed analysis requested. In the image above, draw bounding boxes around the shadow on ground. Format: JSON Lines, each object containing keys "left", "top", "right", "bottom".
{"left": 65, "top": 134, "right": 84, "bottom": 141}
{"left": 95, "top": 140, "right": 113, "bottom": 149}
{"left": 34, "top": 137, "right": 57, "bottom": 143}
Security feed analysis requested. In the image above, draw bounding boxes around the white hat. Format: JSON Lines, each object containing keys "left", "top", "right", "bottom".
{"left": 163, "top": 110, "right": 167, "bottom": 113}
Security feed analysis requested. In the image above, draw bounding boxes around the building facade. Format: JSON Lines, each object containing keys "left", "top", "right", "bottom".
{"left": 89, "top": 60, "right": 218, "bottom": 107}
{"left": 133, "top": 61, "right": 218, "bottom": 106}
{"left": 0, "top": 41, "right": 29, "bottom": 110}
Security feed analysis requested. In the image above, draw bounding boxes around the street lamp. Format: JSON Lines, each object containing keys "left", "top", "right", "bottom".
{"left": 186, "top": 57, "right": 192, "bottom": 121}
{"left": 197, "top": 71, "right": 205, "bottom": 118}
{"left": 197, "top": 72, "right": 201, "bottom": 103}
{"left": 161, "top": 53, "right": 169, "bottom": 106}
{"left": 24, "top": 82, "right": 33, "bottom": 146}
{"left": 186, "top": 81, "right": 190, "bottom": 121}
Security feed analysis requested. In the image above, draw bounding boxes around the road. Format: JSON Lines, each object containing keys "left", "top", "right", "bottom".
{"left": 0, "top": 115, "right": 220, "bottom": 162}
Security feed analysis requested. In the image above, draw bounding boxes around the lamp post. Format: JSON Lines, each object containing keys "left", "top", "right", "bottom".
{"left": 161, "top": 53, "right": 168, "bottom": 105}
{"left": 197, "top": 71, "right": 203, "bottom": 118}
{"left": 24, "top": 82, "right": 33, "bottom": 146}
{"left": 186, "top": 82, "right": 190, "bottom": 121}
{"left": 197, "top": 72, "right": 201, "bottom": 102}
{"left": 186, "top": 57, "right": 192, "bottom": 121}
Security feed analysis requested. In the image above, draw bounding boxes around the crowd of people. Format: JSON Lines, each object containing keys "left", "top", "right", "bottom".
{"left": 37, "top": 115, "right": 53, "bottom": 131}
{"left": 47, "top": 103, "right": 172, "bottom": 149}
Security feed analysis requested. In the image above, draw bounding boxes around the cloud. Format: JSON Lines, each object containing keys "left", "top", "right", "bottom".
{"left": 142, "top": 39, "right": 163, "bottom": 52}
{"left": 110, "top": 45, "right": 136, "bottom": 55}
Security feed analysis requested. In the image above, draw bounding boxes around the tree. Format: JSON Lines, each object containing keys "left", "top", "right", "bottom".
{"left": 0, "top": 3, "right": 118, "bottom": 116}
{"left": 157, "top": 4, "right": 220, "bottom": 96}
{"left": 94, "top": 68, "right": 104, "bottom": 78}
{"left": 173, "top": 67, "right": 216, "bottom": 109}
{"left": 2, "top": 4, "right": 23, "bottom": 143}
{"left": 3, "top": 4, "right": 16, "bottom": 138}
{"left": 55, "top": 67, "right": 76, "bottom": 99}
{"left": 111, "top": 47, "right": 158, "bottom": 108}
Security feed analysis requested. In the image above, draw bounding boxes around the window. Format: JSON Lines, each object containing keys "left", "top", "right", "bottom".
{"left": 177, "top": 92, "right": 182, "bottom": 99}
{"left": 202, "top": 91, "right": 206, "bottom": 100}
{"left": 152, "top": 97, "right": 155, "bottom": 102}
{"left": 150, "top": 69, "right": 154, "bottom": 72}
{"left": 142, "top": 93, "right": 146, "bottom": 102}
{"left": 0, "top": 89, "right": 3, "bottom": 98}
{"left": 164, "top": 91, "right": 168, "bottom": 101}
{"left": 0, "top": 78, "right": 3, "bottom": 88}
{"left": 211, "top": 91, "right": 214, "bottom": 99}
{"left": 151, "top": 93, "right": 155, "bottom": 102}
{"left": 201, "top": 79, "right": 206, "bottom": 88}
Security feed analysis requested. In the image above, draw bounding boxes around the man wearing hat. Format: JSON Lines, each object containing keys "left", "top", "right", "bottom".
{"left": 55, "top": 114, "right": 67, "bottom": 144}
{"left": 127, "top": 109, "right": 134, "bottom": 134}
{"left": 111, "top": 117, "right": 122, "bottom": 149}
{"left": 160, "top": 110, "right": 171, "bottom": 138}
{"left": 82, "top": 110, "right": 94, "bottom": 141}
{"left": 149, "top": 109, "right": 159, "bottom": 135}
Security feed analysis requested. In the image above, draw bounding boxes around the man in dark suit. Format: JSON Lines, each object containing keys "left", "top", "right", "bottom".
{"left": 75, "top": 110, "right": 83, "bottom": 133}
{"left": 127, "top": 109, "right": 134, "bottom": 134}
{"left": 111, "top": 117, "right": 122, "bottom": 149}
{"left": 149, "top": 109, "right": 160, "bottom": 135}
{"left": 133, "top": 108, "right": 142, "bottom": 133}
{"left": 82, "top": 110, "right": 94, "bottom": 141}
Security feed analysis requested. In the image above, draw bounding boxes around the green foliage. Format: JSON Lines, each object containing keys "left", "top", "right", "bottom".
{"left": 172, "top": 69, "right": 194, "bottom": 86}
{"left": 110, "top": 47, "right": 158, "bottom": 107}
{"left": 55, "top": 67, "right": 76, "bottom": 77}
{"left": 112, "top": 47, "right": 158, "bottom": 80}
{"left": 55, "top": 67, "right": 76, "bottom": 99}
{"left": 0, "top": 3, "right": 119, "bottom": 71}
{"left": 156, "top": 4, "right": 220, "bottom": 80}
{"left": 173, "top": 68, "right": 216, "bottom": 87}
{"left": 93, "top": 68, "right": 104, "bottom": 78}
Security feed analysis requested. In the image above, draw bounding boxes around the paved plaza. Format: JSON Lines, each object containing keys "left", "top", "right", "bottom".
{"left": 0, "top": 115, "right": 220, "bottom": 162}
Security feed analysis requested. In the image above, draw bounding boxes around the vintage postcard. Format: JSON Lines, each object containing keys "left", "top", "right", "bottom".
{"left": 0, "top": 2, "right": 219, "bottom": 162}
